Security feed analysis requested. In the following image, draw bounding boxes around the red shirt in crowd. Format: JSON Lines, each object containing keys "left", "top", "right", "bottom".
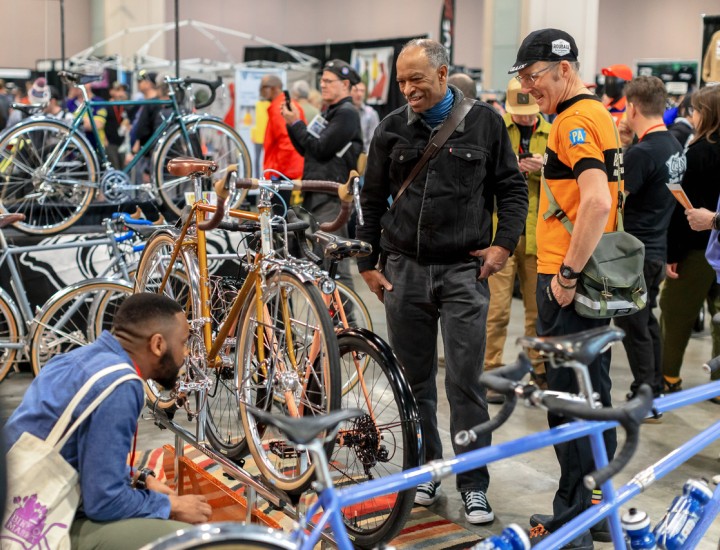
{"left": 263, "top": 94, "right": 305, "bottom": 179}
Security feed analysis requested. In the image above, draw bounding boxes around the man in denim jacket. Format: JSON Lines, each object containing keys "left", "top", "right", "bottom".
{"left": 357, "top": 38, "right": 527, "bottom": 524}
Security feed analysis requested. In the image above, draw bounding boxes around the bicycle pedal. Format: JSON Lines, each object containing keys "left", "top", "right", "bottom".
{"left": 269, "top": 440, "right": 302, "bottom": 459}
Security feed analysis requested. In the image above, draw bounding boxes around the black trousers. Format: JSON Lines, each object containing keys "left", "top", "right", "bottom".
{"left": 536, "top": 274, "right": 617, "bottom": 539}
{"left": 614, "top": 258, "right": 665, "bottom": 397}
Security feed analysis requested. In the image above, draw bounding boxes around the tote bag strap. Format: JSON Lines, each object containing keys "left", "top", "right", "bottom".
{"left": 46, "top": 363, "right": 139, "bottom": 448}
{"left": 53, "top": 373, "right": 140, "bottom": 450}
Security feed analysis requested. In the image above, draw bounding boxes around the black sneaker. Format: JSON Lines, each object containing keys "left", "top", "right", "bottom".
{"left": 414, "top": 481, "right": 441, "bottom": 505}
{"left": 462, "top": 490, "right": 494, "bottom": 524}
{"left": 486, "top": 389, "right": 506, "bottom": 405}
{"left": 530, "top": 513, "right": 609, "bottom": 543}
{"left": 643, "top": 407, "right": 663, "bottom": 423}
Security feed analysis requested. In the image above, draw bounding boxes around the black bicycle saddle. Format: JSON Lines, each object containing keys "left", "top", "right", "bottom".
{"left": 313, "top": 231, "right": 372, "bottom": 260}
{"left": 247, "top": 407, "right": 365, "bottom": 445}
{"left": 517, "top": 326, "right": 625, "bottom": 366}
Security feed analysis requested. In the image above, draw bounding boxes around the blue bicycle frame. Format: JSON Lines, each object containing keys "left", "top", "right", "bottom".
{"left": 291, "top": 379, "right": 720, "bottom": 550}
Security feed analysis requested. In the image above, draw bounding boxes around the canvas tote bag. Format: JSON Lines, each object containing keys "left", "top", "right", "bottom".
{"left": 1, "top": 364, "right": 140, "bottom": 550}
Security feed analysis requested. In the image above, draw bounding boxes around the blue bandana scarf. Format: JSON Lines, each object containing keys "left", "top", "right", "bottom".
{"left": 421, "top": 88, "right": 454, "bottom": 128}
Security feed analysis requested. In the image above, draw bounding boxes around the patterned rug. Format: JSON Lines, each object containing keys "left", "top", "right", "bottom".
{"left": 131, "top": 445, "right": 483, "bottom": 549}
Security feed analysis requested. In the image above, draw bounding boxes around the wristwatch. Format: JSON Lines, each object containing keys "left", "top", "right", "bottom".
{"left": 134, "top": 467, "right": 156, "bottom": 490}
{"left": 559, "top": 263, "right": 581, "bottom": 280}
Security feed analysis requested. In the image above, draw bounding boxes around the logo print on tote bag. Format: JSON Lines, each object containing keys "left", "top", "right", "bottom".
{"left": 2, "top": 493, "right": 67, "bottom": 547}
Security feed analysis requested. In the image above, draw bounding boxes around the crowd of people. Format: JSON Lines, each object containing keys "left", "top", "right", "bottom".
{"left": 3, "top": 28, "right": 720, "bottom": 550}
{"left": 355, "top": 31, "right": 720, "bottom": 550}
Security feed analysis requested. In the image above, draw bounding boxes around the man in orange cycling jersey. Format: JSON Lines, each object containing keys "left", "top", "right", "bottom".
{"left": 510, "top": 29, "right": 623, "bottom": 549}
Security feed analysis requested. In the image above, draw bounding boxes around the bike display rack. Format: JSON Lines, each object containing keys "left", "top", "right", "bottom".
{"left": 151, "top": 411, "right": 339, "bottom": 548}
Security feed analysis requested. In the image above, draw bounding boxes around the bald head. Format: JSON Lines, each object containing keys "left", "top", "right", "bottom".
{"left": 260, "top": 74, "right": 283, "bottom": 100}
{"left": 448, "top": 73, "right": 476, "bottom": 99}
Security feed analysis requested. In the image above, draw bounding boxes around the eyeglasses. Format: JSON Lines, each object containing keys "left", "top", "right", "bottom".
{"left": 320, "top": 77, "right": 341, "bottom": 86}
{"left": 515, "top": 62, "right": 560, "bottom": 86}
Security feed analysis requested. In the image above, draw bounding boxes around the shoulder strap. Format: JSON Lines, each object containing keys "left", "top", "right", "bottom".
{"left": 389, "top": 97, "right": 474, "bottom": 211}
{"left": 541, "top": 114, "right": 626, "bottom": 235}
{"left": 541, "top": 174, "right": 575, "bottom": 234}
{"left": 45, "top": 363, "right": 139, "bottom": 448}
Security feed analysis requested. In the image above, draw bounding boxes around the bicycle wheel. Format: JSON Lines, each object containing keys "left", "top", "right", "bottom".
{"left": 331, "top": 281, "right": 373, "bottom": 332}
{"left": 0, "top": 292, "right": 19, "bottom": 383}
{"left": 238, "top": 269, "right": 341, "bottom": 494}
{"left": 0, "top": 119, "right": 97, "bottom": 235}
{"left": 134, "top": 230, "right": 199, "bottom": 413}
{"left": 142, "top": 522, "right": 296, "bottom": 549}
{"left": 134, "top": 230, "right": 247, "bottom": 458}
{"left": 153, "top": 118, "right": 251, "bottom": 219}
{"left": 330, "top": 328, "right": 422, "bottom": 548}
{"left": 30, "top": 279, "right": 133, "bottom": 375}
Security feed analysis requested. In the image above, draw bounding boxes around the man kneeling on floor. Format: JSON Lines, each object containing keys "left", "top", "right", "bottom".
{"left": 3, "top": 293, "right": 211, "bottom": 549}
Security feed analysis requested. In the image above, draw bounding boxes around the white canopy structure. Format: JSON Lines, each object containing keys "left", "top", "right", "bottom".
{"left": 68, "top": 19, "right": 320, "bottom": 76}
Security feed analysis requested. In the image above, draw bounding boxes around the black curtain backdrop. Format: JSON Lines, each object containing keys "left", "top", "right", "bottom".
{"left": 244, "top": 35, "right": 427, "bottom": 119}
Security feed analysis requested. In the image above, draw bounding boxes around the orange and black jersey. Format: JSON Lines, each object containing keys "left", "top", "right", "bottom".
{"left": 538, "top": 94, "right": 624, "bottom": 274}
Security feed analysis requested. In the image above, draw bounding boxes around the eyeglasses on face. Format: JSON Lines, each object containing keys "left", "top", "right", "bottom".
{"left": 515, "top": 62, "right": 560, "bottom": 86}
{"left": 320, "top": 77, "right": 341, "bottom": 86}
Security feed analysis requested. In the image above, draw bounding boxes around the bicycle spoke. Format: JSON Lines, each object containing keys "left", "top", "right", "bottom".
{"left": 239, "top": 271, "right": 340, "bottom": 494}
{"left": 0, "top": 121, "right": 96, "bottom": 234}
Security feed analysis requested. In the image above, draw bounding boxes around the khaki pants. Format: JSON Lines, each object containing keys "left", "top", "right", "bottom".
{"left": 70, "top": 516, "right": 191, "bottom": 549}
{"left": 485, "top": 236, "right": 541, "bottom": 373}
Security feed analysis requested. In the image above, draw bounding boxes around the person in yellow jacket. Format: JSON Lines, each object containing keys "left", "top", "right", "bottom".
{"left": 484, "top": 77, "right": 552, "bottom": 403}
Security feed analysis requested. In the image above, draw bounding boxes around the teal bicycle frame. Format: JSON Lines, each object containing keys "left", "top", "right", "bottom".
{"left": 53, "top": 82, "right": 199, "bottom": 182}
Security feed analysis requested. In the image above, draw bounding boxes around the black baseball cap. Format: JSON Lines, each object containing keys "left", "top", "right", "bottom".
{"left": 508, "top": 28, "right": 578, "bottom": 73}
{"left": 137, "top": 69, "right": 157, "bottom": 86}
{"left": 323, "top": 59, "right": 361, "bottom": 86}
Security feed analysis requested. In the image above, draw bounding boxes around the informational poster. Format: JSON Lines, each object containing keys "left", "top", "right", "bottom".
{"left": 232, "top": 68, "right": 285, "bottom": 178}
{"left": 701, "top": 14, "right": 720, "bottom": 85}
{"left": 636, "top": 60, "right": 698, "bottom": 95}
{"left": 350, "top": 47, "right": 394, "bottom": 106}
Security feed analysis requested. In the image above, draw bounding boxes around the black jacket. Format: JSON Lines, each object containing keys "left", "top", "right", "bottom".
{"left": 287, "top": 96, "right": 362, "bottom": 210}
{"left": 357, "top": 88, "right": 528, "bottom": 270}
{"left": 667, "top": 133, "right": 720, "bottom": 263}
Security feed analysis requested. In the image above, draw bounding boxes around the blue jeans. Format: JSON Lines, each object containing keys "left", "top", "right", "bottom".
{"left": 383, "top": 253, "right": 490, "bottom": 491}
{"left": 536, "top": 273, "right": 617, "bottom": 537}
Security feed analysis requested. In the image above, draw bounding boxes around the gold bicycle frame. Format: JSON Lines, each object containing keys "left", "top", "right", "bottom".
{"left": 154, "top": 198, "right": 322, "bottom": 416}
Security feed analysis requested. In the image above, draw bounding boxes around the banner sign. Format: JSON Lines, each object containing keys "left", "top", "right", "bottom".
{"left": 440, "top": 0, "right": 455, "bottom": 64}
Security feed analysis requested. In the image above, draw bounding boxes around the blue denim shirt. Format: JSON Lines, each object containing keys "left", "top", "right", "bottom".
{"left": 4, "top": 331, "right": 171, "bottom": 521}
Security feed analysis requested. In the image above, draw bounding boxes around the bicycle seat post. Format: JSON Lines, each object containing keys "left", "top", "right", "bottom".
{"left": 79, "top": 82, "right": 90, "bottom": 103}
{"left": 192, "top": 172, "right": 204, "bottom": 209}
{"left": 563, "top": 359, "right": 600, "bottom": 407}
